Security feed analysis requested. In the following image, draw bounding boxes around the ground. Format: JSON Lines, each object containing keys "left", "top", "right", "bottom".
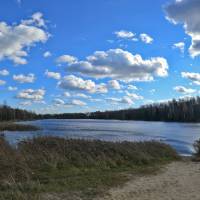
{"left": 96, "top": 160, "right": 200, "bottom": 200}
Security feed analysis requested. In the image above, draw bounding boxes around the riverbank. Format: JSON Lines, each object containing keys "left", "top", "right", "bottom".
{"left": 0, "top": 122, "right": 39, "bottom": 132}
{"left": 0, "top": 136, "right": 178, "bottom": 200}
{"left": 97, "top": 159, "right": 200, "bottom": 200}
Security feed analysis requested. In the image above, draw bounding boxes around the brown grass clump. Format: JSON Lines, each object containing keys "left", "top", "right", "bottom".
{"left": 0, "top": 136, "right": 179, "bottom": 200}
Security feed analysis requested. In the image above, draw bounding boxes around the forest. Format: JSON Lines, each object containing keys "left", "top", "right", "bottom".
{"left": 0, "top": 104, "right": 37, "bottom": 121}
{"left": 2, "top": 96, "right": 200, "bottom": 122}
{"left": 42, "top": 96, "right": 200, "bottom": 122}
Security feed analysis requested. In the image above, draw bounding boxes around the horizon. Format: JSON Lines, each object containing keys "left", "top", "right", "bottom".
{"left": 1, "top": 0, "right": 200, "bottom": 114}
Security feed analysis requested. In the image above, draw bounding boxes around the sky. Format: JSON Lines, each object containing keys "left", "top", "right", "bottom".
{"left": 0, "top": 0, "right": 200, "bottom": 114}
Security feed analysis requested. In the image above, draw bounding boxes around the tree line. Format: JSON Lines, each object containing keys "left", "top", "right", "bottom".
{"left": 42, "top": 96, "right": 200, "bottom": 122}
{"left": 2, "top": 96, "right": 200, "bottom": 122}
{"left": 0, "top": 104, "right": 37, "bottom": 121}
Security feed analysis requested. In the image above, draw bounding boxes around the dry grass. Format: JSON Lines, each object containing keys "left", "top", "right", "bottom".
{"left": 0, "top": 136, "right": 179, "bottom": 200}
{"left": 0, "top": 122, "right": 39, "bottom": 132}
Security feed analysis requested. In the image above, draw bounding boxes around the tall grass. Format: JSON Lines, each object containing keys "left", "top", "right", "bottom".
{"left": 0, "top": 122, "right": 39, "bottom": 132}
{"left": 0, "top": 136, "right": 179, "bottom": 200}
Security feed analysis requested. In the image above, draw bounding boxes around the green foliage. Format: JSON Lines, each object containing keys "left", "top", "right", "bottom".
{"left": 0, "top": 136, "right": 179, "bottom": 199}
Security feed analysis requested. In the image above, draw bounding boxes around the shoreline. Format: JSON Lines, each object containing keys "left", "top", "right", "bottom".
{"left": 97, "top": 158, "right": 200, "bottom": 200}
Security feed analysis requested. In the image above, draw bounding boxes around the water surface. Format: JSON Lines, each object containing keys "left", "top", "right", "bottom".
{"left": 3, "top": 119, "right": 200, "bottom": 156}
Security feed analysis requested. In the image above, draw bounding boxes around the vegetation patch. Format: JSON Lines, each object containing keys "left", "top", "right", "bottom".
{"left": 0, "top": 136, "right": 179, "bottom": 200}
{"left": 0, "top": 122, "right": 39, "bottom": 132}
{"left": 193, "top": 139, "right": 200, "bottom": 161}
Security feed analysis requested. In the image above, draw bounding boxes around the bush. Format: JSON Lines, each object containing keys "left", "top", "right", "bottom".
{"left": 194, "top": 139, "right": 200, "bottom": 158}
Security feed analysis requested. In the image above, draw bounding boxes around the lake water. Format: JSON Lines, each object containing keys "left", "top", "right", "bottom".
{"left": 3, "top": 119, "right": 200, "bottom": 156}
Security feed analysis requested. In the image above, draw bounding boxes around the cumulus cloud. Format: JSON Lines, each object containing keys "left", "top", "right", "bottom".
{"left": 66, "top": 49, "right": 168, "bottom": 82}
{"left": 22, "top": 12, "right": 46, "bottom": 28}
{"left": 45, "top": 70, "right": 61, "bottom": 80}
{"left": 0, "top": 80, "right": 6, "bottom": 86}
{"left": 173, "top": 86, "right": 196, "bottom": 94}
{"left": 108, "top": 80, "right": 121, "bottom": 90}
{"left": 107, "top": 92, "right": 143, "bottom": 105}
{"left": 181, "top": 72, "right": 200, "bottom": 85}
{"left": 114, "top": 30, "right": 136, "bottom": 39}
{"left": 16, "top": 88, "right": 45, "bottom": 101}
{"left": 0, "top": 12, "right": 49, "bottom": 65}
{"left": 140, "top": 33, "right": 154, "bottom": 44}
{"left": 58, "top": 75, "right": 108, "bottom": 93}
{"left": 173, "top": 42, "right": 185, "bottom": 53}
{"left": 43, "top": 51, "right": 52, "bottom": 58}
{"left": 56, "top": 55, "right": 77, "bottom": 65}
{"left": 165, "top": 0, "right": 200, "bottom": 57}
{"left": 0, "top": 69, "right": 9, "bottom": 76}
{"left": 13, "top": 73, "right": 35, "bottom": 83}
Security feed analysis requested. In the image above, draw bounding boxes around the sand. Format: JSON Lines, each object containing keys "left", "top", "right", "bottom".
{"left": 97, "top": 160, "right": 200, "bottom": 200}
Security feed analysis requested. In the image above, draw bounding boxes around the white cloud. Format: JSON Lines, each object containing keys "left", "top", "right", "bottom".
{"left": 174, "top": 86, "right": 196, "bottom": 94}
{"left": 58, "top": 75, "right": 108, "bottom": 93}
{"left": 75, "top": 93, "right": 91, "bottom": 99}
{"left": 43, "top": 51, "right": 52, "bottom": 58}
{"left": 140, "top": 33, "right": 153, "bottom": 44}
{"left": 58, "top": 75, "right": 95, "bottom": 92}
{"left": 53, "top": 97, "right": 87, "bottom": 107}
{"left": 56, "top": 55, "right": 77, "bottom": 64}
{"left": 67, "top": 48, "right": 169, "bottom": 82}
{"left": 19, "top": 101, "right": 32, "bottom": 106}
{"left": 45, "top": 70, "right": 61, "bottom": 80}
{"left": 165, "top": 0, "right": 200, "bottom": 57}
{"left": 127, "top": 84, "right": 138, "bottom": 90}
{"left": 106, "top": 92, "right": 143, "bottom": 106}
{"left": 16, "top": 88, "right": 45, "bottom": 101}
{"left": 0, "top": 69, "right": 9, "bottom": 76}
{"left": 13, "top": 73, "right": 35, "bottom": 83}
{"left": 173, "top": 42, "right": 185, "bottom": 53}
{"left": 95, "top": 83, "right": 108, "bottom": 93}
{"left": 114, "top": 30, "right": 136, "bottom": 39}
{"left": 53, "top": 98, "right": 65, "bottom": 106}
{"left": 22, "top": 12, "right": 46, "bottom": 28}
{"left": 0, "top": 80, "right": 6, "bottom": 85}
{"left": 181, "top": 72, "right": 200, "bottom": 85}
{"left": 107, "top": 96, "right": 134, "bottom": 105}
{"left": 108, "top": 80, "right": 121, "bottom": 90}
{"left": 8, "top": 86, "right": 18, "bottom": 91}
{"left": 63, "top": 92, "right": 71, "bottom": 97}
{"left": 125, "top": 91, "right": 143, "bottom": 100}
{"left": 71, "top": 99, "right": 86, "bottom": 106}
{"left": 0, "top": 12, "right": 49, "bottom": 65}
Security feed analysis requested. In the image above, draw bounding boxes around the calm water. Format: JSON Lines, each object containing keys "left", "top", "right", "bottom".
{"left": 3, "top": 119, "right": 200, "bottom": 156}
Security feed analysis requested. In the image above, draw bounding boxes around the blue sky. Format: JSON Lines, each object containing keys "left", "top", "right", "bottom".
{"left": 1, "top": 0, "right": 200, "bottom": 113}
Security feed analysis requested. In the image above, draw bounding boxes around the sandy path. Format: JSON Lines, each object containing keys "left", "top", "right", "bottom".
{"left": 97, "top": 161, "right": 200, "bottom": 200}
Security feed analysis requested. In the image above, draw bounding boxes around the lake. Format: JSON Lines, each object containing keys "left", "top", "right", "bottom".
{"left": 3, "top": 119, "right": 200, "bottom": 156}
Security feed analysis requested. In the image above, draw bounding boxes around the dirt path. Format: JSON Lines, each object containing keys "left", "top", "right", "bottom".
{"left": 97, "top": 161, "right": 200, "bottom": 200}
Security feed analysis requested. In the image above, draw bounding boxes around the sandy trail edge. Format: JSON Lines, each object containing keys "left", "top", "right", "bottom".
{"left": 96, "top": 160, "right": 200, "bottom": 200}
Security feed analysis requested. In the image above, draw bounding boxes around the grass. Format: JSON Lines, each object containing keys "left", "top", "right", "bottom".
{"left": 0, "top": 136, "right": 179, "bottom": 200}
{"left": 0, "top": 122, "right": 39, "bottom": 132}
